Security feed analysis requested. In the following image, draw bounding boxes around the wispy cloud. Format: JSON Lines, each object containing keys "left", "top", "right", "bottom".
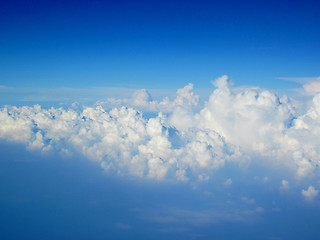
{"left": 241, "top": 197, "right": 256, "bottom": 205}
{"left": 0, "top": 86, "right": 179, "bottom": 107}
{"left": 143, "top": 206, "right": 264, "bottom": 227}
{"left": 276, "top": 77, "right": 320, "bottom": 96}
{"left": 0, "top": 85, "right": 11, "bottom": 89}
{"left": 276, "top": 77, "right": 320, "bottom": 84}
{"left": 114, "top": 222, "right": 132, "bottom": 230}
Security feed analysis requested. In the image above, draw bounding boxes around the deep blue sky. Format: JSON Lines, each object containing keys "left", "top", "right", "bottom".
{"left": 1, "top": 0, "right": 319, "bottom": 89}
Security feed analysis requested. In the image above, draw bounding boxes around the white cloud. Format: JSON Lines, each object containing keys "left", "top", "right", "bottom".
{"left": 0, "top": 104, "right": 237, "bottom": 181}
{"left": 98, "top": 83, "right": 199, "bottom": 113}
{"left": 276, "top": 76, "right": 320, "bottom": 84}
{"left": 2, "top": 76, "right": 320, "bottom": 182}
{"left": 195, "top": 76, "right": 293, "bottom": 152}
{"left": 144, "top": 205, "right": 264, "bottom": 226}
{"left": 241, "top": 197, "right": 256, "bottom": 205}
{"left": 280, "top": 180, "right": 289, "bottom": 190}
{"left": 303, "top": 82, "right": 320, "bottom": 95}
{"left": 302, "top": 186, "right": 318, "bottom": 200}
{"left": 198, "top": 174, "right": 210, "bottom": 182}
{"left": 169, "top": 76, "right": 320, "bottom": 178}
{"left": 224, "top": 178, "right": 232, "bottom": 186}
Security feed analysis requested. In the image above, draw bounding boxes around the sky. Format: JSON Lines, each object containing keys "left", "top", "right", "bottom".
{"left": 1, "top": 0, "right": 319, "bottom": 90}
{"left": 1, "top": 0, "right": 320, "bottom": 239}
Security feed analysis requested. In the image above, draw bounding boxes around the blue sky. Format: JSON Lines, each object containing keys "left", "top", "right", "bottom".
{"left": 1, "top": 1, "right": 320, "bottom": 239}
{"left": 1, "top": 0, "right": 319, "bottom": 90}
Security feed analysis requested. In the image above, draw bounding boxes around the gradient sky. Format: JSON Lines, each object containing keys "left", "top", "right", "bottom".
{"left": 1, "top": 0, "right": 319, "bottom": 90}
{"left": 1, "top": 1, "right": 320, "bottom": 240}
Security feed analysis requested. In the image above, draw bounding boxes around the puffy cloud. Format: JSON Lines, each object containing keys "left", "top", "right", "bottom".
{"left": 98, "top": 83, "right": 199, "bottom": 113}
{"left": 169, "top": 76, "right": 320, "bottom": 178}
{"left": 198, "top": 174, "right": 210, "bottom": 182}
{"left": 196, "top": 76, "right": 293, "bottom": 153}
{"left": 303, "top": 81, "right": 320, "bottom": 95}
{"left": 280, "top": 180, "right": 289, "bottom": 190}
{"left": 2, "top": 76, "right": 320, "bottom": 182}
{"left": 224, "top": 178, "right": 232, "bottom": 186}
{"left": 0, "top": 104, "right": 237, "bottom": 181}
{"left": 302, "top": 186, "right": 318, "bottom": 200}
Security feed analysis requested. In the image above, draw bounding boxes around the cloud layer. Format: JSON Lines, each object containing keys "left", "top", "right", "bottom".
{"left": 0, "top": 102, "right": 238, "bottom": 181}
{"left": 1, "top": 76, "right": 320, "bottom": 184}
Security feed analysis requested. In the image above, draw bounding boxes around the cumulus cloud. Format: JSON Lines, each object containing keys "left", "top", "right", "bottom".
{"left": 99, "top": 83, "right": 199, "bottom": 113}
{"left": 280, "top": 180, "right": 289, "bottom": 190}
{"left": 302, "top": 186, "right": 318, "bottom": 200}
{"left": 195, "top": 76, "right": 293, "bottom": 152}
{"left": 303, "top": 81, "right": 320, "bottom": 95}
{"left": 224, "top": 178, "right": 232, "bottom": 186}
{"left": 2, "top": 75, "right": 320, "bottom": 181}
{"left": 170, "top": 76, "right": 320, "bottom": 178}
{"left": 0, "top": 104, "right": 238, "bottom": 181}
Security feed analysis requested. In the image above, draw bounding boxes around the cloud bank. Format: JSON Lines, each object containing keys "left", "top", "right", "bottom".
{"left": 1, "top": 76, "right": 320, "bottom": 184}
